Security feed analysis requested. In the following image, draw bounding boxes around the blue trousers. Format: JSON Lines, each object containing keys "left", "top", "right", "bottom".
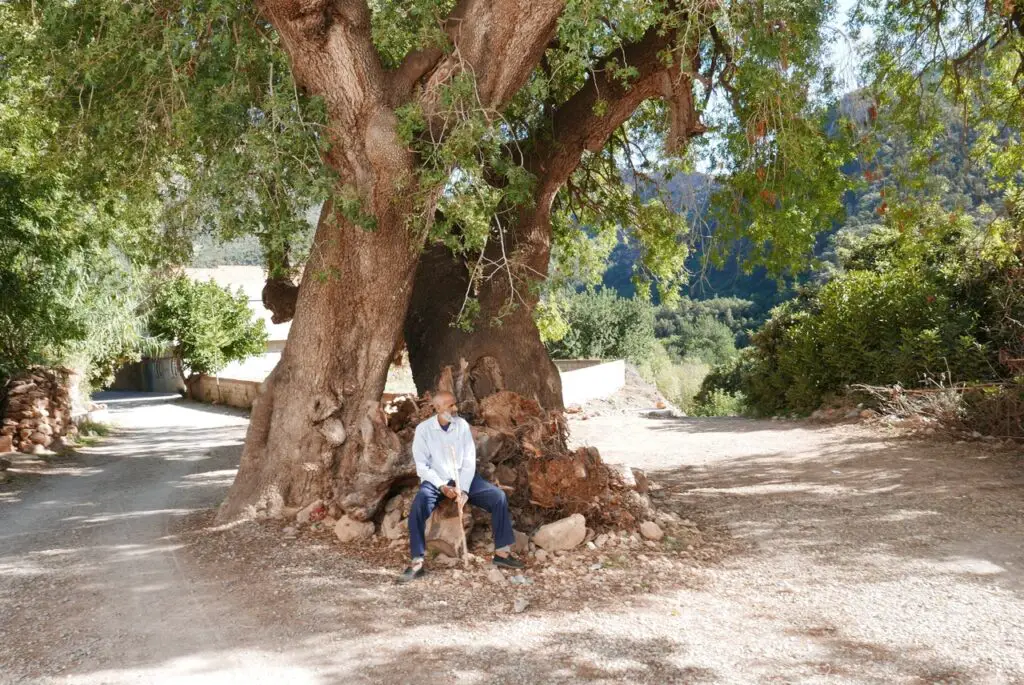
{"left": 408, "top": 474, "right": 515, "bottom": 559}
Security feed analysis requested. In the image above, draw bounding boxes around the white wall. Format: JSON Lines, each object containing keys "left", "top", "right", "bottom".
{"left": 557, "top": 359, "right": 625, "bottom": 406}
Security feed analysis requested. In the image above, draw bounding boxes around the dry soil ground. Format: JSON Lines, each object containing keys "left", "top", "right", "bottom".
{"left": 1, "top": 394, "right": 1023, "bottom": 684}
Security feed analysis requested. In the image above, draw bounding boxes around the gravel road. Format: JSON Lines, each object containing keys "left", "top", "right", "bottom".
{"left": 2, "top": 396, "right": 1023, "bottom": 684}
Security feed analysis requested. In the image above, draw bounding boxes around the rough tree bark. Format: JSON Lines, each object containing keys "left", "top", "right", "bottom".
{"left": 404, "top": 25, "right": 706, "bottom": 409}
{"left": 219, "top": 0, "right": 567, "bottom": 522}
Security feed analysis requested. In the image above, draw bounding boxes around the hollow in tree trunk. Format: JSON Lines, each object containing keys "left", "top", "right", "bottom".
{"left": 404, "top": 207, "right": 563, "bottom": 411}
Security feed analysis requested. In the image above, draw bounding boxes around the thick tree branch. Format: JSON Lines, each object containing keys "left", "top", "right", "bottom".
{"left": 419, "top": 0, "right": 567, "bottom": 119}
{"left": 388, "top": 47, "right": 445, "bottom": 106}
{"left": 533, "top": 25, "right": 706, "bottom": 203}
{"left": 259, "top": 0, "right": 409, "bottom": 215}
{"left": 263, "top": 276, "right": 300, "bottom": 323}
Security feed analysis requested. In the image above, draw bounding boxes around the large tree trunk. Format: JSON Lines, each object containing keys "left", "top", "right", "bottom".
{"left": 217, "top": 202, "right": 419, "bottom": 522}
{"left": 219, "top": 0, "right": 699, "bottom": 523}
{"left": 404, "top": 205, "right": 563, "bottom": 411}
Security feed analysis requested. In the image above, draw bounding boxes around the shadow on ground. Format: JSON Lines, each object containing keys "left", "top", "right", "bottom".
{"left": 3, "top": 396, "right": 1023, "bottom": 683}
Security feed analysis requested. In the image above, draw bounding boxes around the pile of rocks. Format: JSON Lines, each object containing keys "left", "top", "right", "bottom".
{"left": 0, "top": 368, "right": 76, "bottom": 454}
{"left": 280, "top": 460, "right": 674, "bottom": 569}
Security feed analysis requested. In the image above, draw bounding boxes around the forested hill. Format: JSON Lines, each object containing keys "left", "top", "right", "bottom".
{"left": 603, "top": 92, "right": 1001, "bottom": 314}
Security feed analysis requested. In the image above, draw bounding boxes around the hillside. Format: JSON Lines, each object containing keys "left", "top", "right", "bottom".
{"left": 603, "top": 96, "right": 1000, "bottom": 310}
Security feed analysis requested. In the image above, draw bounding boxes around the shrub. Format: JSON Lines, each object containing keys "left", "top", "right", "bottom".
{"left": 544, "top": 290, "right": 656, "bottom": 364}
{"left": 147, "top": 276, "right": 267, "bottom": 378}
{"left": 691, "top": 388, "right": 747, "bottom": 416}
{"left": 664, "top": 315, "right": 738, "bottom": 366}
{"left": 638, "top": 343, "right": 710, "bottom": 413}
{"left": 711, "top": 202, "right": 1015, "bottom": 415}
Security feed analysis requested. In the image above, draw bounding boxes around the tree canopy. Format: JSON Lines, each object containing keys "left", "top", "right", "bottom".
{"left": 2, "top": 0, "right": 855, "bottom": 304}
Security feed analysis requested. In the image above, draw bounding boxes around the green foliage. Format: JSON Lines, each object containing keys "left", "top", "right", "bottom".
{"left": 691, "top": 388, "right": 746, "bottom": 417}
{"left": 0, "top": 71, "right": 157, "bottom": 388}
{"left": 544, "top": 290, "right": 656, "bottom": 364}
{"left": 703, "top": 201, "right": 1020, "bottom": 415}
{"left": 653, "top": 296, "right": 758, "bottom": 364}
{"left": 856, "top": 0, "right": 1024, "bottom": 190}
{"left": 1, "top": 0, "right": 858, "bottom": 320}
{"left": 1, "top": 0, "right": 330, "bottom": 276}
{"left": 638, "top": 343, "right": 710, "bottom": 414}
{"left": 662, "top": 316, "right": 738, "bottom": 367}
{"left": 535, "top": 298, "right": 570, "bottom": 345}
{"left": 147, "top": 276, "right": 267, "bottom": 377}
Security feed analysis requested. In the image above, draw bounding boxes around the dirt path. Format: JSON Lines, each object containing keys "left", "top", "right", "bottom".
{"left": 0, "top": 395, "right": 310, "bottom": 684}
{"left": 2, "top": 398, "right": 1023, "bottom": 684}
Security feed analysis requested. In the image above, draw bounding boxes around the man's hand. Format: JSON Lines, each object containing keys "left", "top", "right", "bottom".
{"left": 441, "top": 485, "right": 468, "bottom": 507}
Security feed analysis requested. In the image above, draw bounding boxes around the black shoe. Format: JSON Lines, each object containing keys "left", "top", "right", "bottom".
{"left": 492, "top": 554, "right": 525, "bottom": 569}
{"left": 398, "top": 564, "right": 425, "bottom": 583}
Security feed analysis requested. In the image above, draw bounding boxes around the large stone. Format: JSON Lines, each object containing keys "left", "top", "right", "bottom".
{"left": 434, "top": 553, "right": 460, "bottom": 568}
{"left": 0, "top": 436, "right": 12, "bottom": 454}
{"left": 30, "top": 432, "right": 50, "bottom": 445}
{"left": 425, "top": 503, "right": 472, "bottom": 557}
{"left": 8, "top": 382, "right": 34, "bottom": 395}
{"left": 607, "top": 463, "right": 637, "bottom": 489}
{"left": 512, "top": 530, "right": 530, "bottom": 555}
{"left": 640, "top": 521, "right": 664, "bottom": 541}
{"left": 494, "top": 464, "right": 518, "bottom": 488}
{"left": 532, "top": 513, "right": 586, "bottom": 551}
{"left": 334, "top": 516, "right": 375, "bottom": 543}
{"left": 295, "top": 499, "right": 324, "bottom": 524}
{"left": 382, "top": 508, "right": 407, "bottom": 539}
{"left": 633, "top": 468, "right": 649, "bottom": 494}
{"left": 472, "top": 426, "right": 507, "bottom": 463}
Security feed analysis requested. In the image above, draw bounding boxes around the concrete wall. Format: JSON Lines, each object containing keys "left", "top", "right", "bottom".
{"left": 191, "top": 360, "right": 625, "bottom": 411}
{"left": 556, "top": 359, "right": 625, "bottom": 406}
{"left": 191, "top": 375, "right": 261, "bottom": 409}
{"left": 109, "top": 358, "right": 186, "bottom": 393}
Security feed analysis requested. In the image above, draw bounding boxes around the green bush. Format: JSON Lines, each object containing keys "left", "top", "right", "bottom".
{"left": 544, "top": 290, "right": 656, "bottom": 364}
{"left": 703, "top": 203, "right": 1014, "bottom": 415}
{"left": 147, "top": 276, "right": 267, "bottom": 378}
{"left": 0, "top": 171, "right": 147, "bottom": 388}
{"left": 663, "top": 315, "right": 738, "bottom": 366}
{"left": 638, "top": 343, "right": 710, "bottom": 414}
{"left": 691, "top": 389, "right": 747, "bottom": 417}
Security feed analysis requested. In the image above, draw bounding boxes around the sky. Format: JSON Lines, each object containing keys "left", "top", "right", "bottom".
{"left": 830, "top": 0, "right": 873, "bottom": 93}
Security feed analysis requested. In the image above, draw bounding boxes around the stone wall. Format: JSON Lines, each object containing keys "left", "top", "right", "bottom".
{"left": 0, "top": 368, "right": 77, "bottom": 454}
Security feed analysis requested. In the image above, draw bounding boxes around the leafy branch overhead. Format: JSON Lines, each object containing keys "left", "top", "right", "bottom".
{"left": 2, "top": 0, "right": 855, "bottom": 317}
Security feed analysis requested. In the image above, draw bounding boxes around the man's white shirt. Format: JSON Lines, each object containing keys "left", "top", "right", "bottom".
{"left": 411, "top": 415, "right": 477, "bottom": 490}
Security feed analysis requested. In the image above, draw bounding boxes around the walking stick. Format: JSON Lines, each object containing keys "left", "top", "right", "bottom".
{"left": 448, "top": 445, "right": 470, "bottom": 569}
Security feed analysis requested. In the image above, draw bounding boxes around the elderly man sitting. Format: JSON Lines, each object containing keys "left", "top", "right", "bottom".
{"left": 399, "top": 390, "right": 525, "bottom": 582}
